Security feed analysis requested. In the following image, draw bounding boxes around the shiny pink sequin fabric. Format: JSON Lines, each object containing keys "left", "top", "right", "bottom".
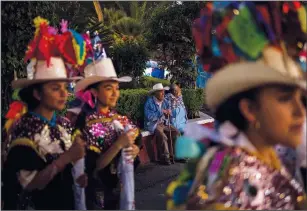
{"left": 82, "top": 110, "right": 137, "bottom": 153}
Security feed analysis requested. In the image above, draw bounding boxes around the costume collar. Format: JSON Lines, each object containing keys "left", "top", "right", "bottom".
{"left": 29, "top": 111, "right": 57, "bottom": 127}
{"left": 218, "top": 121, "right": 257, "bottom": 152}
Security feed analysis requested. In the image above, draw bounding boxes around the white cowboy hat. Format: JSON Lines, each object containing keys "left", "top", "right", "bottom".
{"left": 149, "top": 83, "right": 170, "bottom": 94}
{"left": 12, "top": 57, "right": 82, "bottom": 89}
{"left": 206, "top": 46, "right": 307, "bottom": 112}
{"left": 74, "top": 58, "right": 132, "bottom": 92}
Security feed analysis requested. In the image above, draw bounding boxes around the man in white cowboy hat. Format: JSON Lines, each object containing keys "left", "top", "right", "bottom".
{"left": 144, "top": 83, "right": 180, "bottom": 165}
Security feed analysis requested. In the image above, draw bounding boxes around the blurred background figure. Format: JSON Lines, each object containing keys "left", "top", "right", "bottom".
{"left": 165, "top": 83, "right": 187, "bottom": 134}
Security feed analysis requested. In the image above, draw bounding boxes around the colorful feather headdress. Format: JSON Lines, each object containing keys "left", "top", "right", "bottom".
{"left": 5, "top": 17, "right": 94, "bottom": 132}
{"left": 24, "top": 17, "right": 58, "bottom": 66}
{"left": 24, "top": 17, "right": 93, "bottom": 77}
{"left": 192, "top": 1, "right": 307, "bottom": 74}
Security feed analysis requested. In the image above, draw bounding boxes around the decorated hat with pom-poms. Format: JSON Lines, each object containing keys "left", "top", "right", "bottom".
{"left": 12, "top": 16, "right": 84, "bottom": 89}
{"left": 192, "top": 2, "right": 307, "bottom": 111}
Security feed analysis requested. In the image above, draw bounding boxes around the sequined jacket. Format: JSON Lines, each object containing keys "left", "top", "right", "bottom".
{"left": 80, "top": 109, "right": 139, "bottom": 209}
{"left": 82, "top": 110, "right": 138, "bottom": 155}
{"left": 2, "top": 112, "right": 74, "bottom": 210}
{"left": 166, "top": 122, "right": 307, "bottom": 210}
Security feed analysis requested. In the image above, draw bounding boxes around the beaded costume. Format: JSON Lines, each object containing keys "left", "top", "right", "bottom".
{"left": 2, "top": 112, "right": 75, "bottom": 209}
{"left": 166, "top": 122, "right": 307, "bottom": 210}
{"left": 80, "top": 109, "right": 139, "bottom": 209}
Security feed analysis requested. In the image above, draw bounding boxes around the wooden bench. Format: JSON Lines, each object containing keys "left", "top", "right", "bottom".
{"left": 138, "top": 118, "right": 215, "bottom": 165}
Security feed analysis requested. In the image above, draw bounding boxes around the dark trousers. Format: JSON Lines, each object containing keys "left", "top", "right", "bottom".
{"left": 154, "top": 124, "right": 179, "bottom": 161}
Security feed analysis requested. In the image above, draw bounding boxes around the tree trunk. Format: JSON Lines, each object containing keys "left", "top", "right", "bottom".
{"left": 93, "top": 1, "right": 103, "bottom": 22}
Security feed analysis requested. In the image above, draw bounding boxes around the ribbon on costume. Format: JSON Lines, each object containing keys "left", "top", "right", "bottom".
{"left": 4, "top": 101, "right": 27, "bottom": 133}
{"left": 76, "top": 90, "right": 95, "bottom": 108}
{"left": 112, "top": 120, "right": 135, "bottom": 210}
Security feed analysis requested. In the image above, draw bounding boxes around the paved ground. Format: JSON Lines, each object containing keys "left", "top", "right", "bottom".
{"left": 134, "top": 162, "right": 185, "bottom": 210}
{"left": 134, "top": 111, "right": 213, "bottom": 209}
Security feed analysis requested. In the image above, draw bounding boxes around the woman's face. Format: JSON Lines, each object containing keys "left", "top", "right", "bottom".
{"left": 251, "top": 85, "right": 306, "bottom": 148}
{"left": 171, "top": 85, "right": 180, "bottom": 97}
{"left": 35, "top": 81, "right": 69, "bottom": 111}
{"left": 92, "top": 80, "right": 120, "bottom": 108}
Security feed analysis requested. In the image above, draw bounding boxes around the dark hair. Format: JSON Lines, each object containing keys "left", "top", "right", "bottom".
{"left": 19, "top": 84, "right": 43, "bottom": 111}
{"left": 215, "top": 88, "right": 260, "bottom": 132}
{"left": 169, "top": 82, "right": 181, "bottom": 94}
{"left": 74, "top": 82, "right": 101, "bottom": 131}
{"left": 87, "top": 82, "right": 100, "bottom": 91}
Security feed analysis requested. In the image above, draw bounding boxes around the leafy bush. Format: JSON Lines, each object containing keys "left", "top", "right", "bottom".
{"left": 116, "top": 89, "right": 148, "bottom": 128}
{"left": 182, "top": 89, "right": 204, "bottom": 119}
{"left": 145, "top": 2, "right": 202, "bottom": 88}
{"left": 110, "top": 35, "right": 149, "bottom": 78}
{"left": 139, "top": 76, "right": 170, "bottom": 88}
{"left": 63, "top": 88, "right": 205, "bottom": 128}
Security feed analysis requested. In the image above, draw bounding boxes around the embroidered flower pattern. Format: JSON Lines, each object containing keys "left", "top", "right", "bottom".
{"left": 58, "top": 125, "right": 72, "bottom": 150}
{"left": 34, "top": 125, "right": 64, "bottom": 155}
{"left": 10, "top": 113, "right": 73, "bottom": 158}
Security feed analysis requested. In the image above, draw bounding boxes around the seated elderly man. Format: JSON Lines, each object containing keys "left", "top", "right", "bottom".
{"left": 165, "top": 83, "right": 187, "bottom": 134}
{"left": 144, "top": 83, "right": 180, "bottom": 165}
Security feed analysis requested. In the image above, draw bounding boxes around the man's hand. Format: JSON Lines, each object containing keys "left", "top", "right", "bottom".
{"left": 163, "top": 109, "right": 171, "bottom": 116}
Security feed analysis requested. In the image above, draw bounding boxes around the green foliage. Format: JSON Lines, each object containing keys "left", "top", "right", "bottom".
{"left": 116, "top": 89, "right": 149, "bottom": 127}
{"left": 182, "top": 88, "right": 204, "bottom": 119}
{"left": 112, "top": 17, "right": 144, "bottom": 37}
{"left": 110, "top": 37, "right": 149, "bottom": 77}
{"left": 102, "top": 7, "right": 127, "bottom": 27}
{"left": 139, "top": 76, "right": 171, "bottom": 89}
{"left": 86, "top": 16, "right": 114, "bottom": 46}
{"left": 145, "top": 2, "right": 203, "bottom": 88}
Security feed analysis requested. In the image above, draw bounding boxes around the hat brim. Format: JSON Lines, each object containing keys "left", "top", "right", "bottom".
{"left": 11, "top": 77, "right": 83, "bottom": 89}
{"left": 148, "top": 87, "right": 170, "bottom": 94}
{"left": 74, "top": 76, "right": 132, "bottom": 92}
{"left": 206, "top": 62, "right": 307, "bottom": 112}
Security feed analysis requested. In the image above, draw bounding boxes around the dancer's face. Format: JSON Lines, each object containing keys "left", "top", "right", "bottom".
{"left": 241, "top": 85, "right": 306, "bottom": 148}
{"left": 34, "top": 81, "right": 69, "bottom": 111}
{"left": 91, "top": 80, "right": 120, "bottom": 108}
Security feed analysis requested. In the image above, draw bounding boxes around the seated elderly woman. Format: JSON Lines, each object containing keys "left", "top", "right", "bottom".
{"left": 165, "top": 83, "right": 188, "bottom": 134}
